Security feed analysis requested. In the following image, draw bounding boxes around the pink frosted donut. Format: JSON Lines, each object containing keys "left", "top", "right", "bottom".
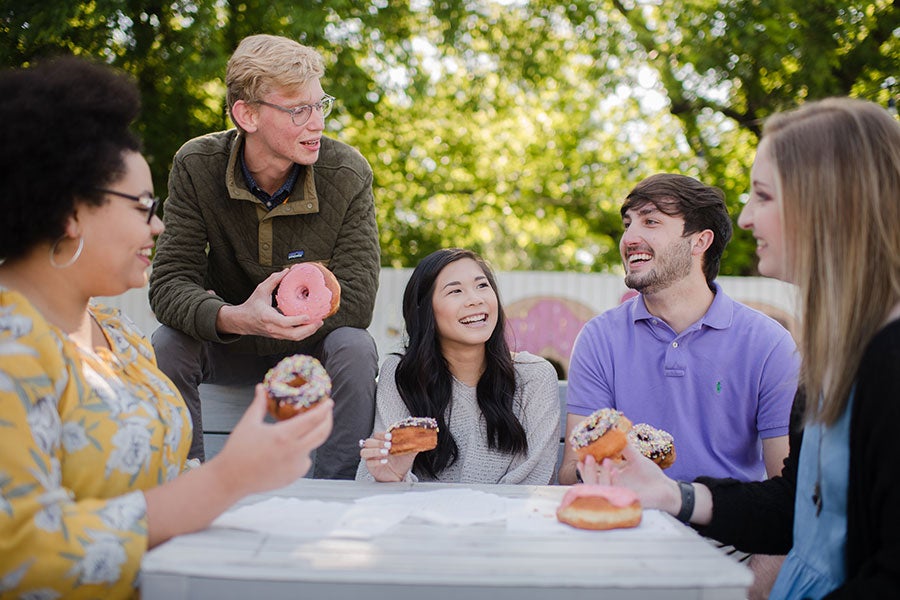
{"left": 556, "top": 484, "right": 642, "bottom": 530}
{"left": 275, "top": 262, "right": 341, "bottom": 320}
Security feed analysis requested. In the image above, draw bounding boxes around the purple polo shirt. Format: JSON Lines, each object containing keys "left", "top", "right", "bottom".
{"left": 567, "top": 283, "right": 799, "bottom": 482}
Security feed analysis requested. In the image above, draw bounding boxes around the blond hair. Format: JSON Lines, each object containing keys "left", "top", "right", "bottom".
{"left": 762, "top": 98, "right": 900, "bottom": 424}
{"left": 225, "top": 34, "right": 325, "bottom": 119}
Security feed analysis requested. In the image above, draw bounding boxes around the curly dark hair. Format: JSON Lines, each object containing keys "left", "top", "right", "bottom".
{"left": 394, "top": 248, "right": 527, "bottom": 479}
{"left": 0, "top": 56, "right": 141, "bottom": 260}
{"left": 620, "top": 173, "right": 733, "bottom": 288}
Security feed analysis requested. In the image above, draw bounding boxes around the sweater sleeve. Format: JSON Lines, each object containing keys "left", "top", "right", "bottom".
{"left": 828, "top": 323, "right": 900, "bottom": 598}
{"left": 312, "top": 160, "right": 380, "bottom": 339}
{"left": 498, "top": 356, "right": 560, "bottom": 485}
{"left": 354, "top": 355, "right": 416, "bottom": 482}
{"left": 149, "top": 147, "right": 232, "bottom": 343}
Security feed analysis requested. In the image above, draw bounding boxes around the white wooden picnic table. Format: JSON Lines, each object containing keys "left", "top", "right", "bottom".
{"left": 140, "top": 478, "right": 752, "bottom": 599}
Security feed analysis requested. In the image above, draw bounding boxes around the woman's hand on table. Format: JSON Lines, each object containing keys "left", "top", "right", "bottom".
{"left": 359, "top": 433, "right": 415, "bottom": 482}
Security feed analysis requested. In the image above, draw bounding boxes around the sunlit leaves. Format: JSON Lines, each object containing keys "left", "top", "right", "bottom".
{"left": 2, "top": 0, "right": 895, "bottom": 275}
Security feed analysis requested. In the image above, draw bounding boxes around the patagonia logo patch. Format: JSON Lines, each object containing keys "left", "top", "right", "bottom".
{"left": 287, "top": 250, "right": 305, "bottom": 260}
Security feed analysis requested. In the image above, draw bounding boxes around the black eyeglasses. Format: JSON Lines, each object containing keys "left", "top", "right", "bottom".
{"left": 95, "top": 188, "right": 160, "bottom": 224}
{"left": 255, "top": 95, "right": 335, "bottom": 126}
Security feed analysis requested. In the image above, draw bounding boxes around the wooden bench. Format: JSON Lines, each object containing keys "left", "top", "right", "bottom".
{"left": 200, "top": 380, "right": 569, "bottom": 482}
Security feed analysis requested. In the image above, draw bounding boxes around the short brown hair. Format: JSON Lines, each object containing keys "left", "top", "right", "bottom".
{"left": 621, "top": 173, "right": 733, "bottom": 287}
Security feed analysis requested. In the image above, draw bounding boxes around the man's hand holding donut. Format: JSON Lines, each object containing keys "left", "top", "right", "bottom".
{"left": 215, "top": 269, "right": 324, "bottom": 341}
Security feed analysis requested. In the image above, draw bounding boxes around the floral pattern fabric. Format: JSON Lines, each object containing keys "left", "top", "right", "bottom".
{"left": 0, "top": 288, "right": 191, "bottom": 599}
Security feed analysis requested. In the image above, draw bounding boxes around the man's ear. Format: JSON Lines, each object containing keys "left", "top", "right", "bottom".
{"left": 691, "top": 229, "right": 714, "bottom": 256}
{"left": 230, "top": 100, "right": 258, "bottom": 133}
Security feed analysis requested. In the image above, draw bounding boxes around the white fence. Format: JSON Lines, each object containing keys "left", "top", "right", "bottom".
{"left": 101, "top": 269, "right": 797, "bottom": 378}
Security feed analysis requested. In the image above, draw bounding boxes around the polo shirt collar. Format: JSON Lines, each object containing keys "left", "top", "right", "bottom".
{"left": 629, "top": 281, "right": 733, "bottom": 331}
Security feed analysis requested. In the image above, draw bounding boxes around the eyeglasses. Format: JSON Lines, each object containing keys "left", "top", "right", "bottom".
{"left": 255, "top": 95, "right": 335, "bottom": 126}
{"left": 95, "top": 188, "right": 160, "bottom": 224}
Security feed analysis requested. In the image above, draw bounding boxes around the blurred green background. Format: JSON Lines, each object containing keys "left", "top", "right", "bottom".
{"left": 3, "top": 0, "right": 896, "bottom": 274}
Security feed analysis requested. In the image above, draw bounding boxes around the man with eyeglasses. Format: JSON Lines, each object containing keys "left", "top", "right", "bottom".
{"left": 149, "top": 34, "right": 379, "bottom": 480}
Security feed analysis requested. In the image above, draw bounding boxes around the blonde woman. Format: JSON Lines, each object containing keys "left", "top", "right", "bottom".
{"left": 583, "top": 98, "right": 900, "bottom": 598}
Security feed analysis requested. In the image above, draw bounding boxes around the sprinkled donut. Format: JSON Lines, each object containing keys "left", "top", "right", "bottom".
{"left": 388, "top": 416, "right": 439, "bottom": 455}
{"left": 275, "top": 262, "right": 341, "bottom": 320}
{"left": 263, "top": 355, "right": 331, "bottom": 420}
{"left": 569, "top": 408, "right": 633, "bottom": 463}
{"left": 627, "top": 423, "right": 676, "bottom": 469}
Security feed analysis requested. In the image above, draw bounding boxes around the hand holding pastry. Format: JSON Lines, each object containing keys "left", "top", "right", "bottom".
{"left": 216, "top": 269, "right": 322, "bottom": 340}
{"left": 583, "top": 443, "right": 683, "bottom": 515}
{"left": 569, "top": 408, "right": 632, "bottom": 463}
{"left": 210, "top": 384, "right": 334, "bottom": 496}
{"left": 359, "top": 432, "right": 416, "bottom": 482}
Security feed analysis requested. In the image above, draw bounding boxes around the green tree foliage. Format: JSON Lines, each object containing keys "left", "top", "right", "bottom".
{"left": 1, "top": 0, "right": 896, "bottom": 274}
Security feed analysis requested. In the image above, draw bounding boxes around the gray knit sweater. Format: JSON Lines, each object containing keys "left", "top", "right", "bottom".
{"left": 355, "top": 351, "right": 560, "bottom": 484}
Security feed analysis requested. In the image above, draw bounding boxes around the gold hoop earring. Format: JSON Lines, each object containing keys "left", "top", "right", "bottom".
{"left": 49, "top": 235, "right": 84, "bottom": 269}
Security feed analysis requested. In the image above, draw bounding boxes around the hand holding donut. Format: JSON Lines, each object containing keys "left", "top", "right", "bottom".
{"left": 209, "top": 384, "right": 334, "bottom": 497}
{"left": 579, "top": 444, "right": 682, "bottom": 515}
{"left": 216, "top": 269, "right": 323, "bottom": 341}
{"left": 359, "top": 432, "right": 416, "bottom": 482}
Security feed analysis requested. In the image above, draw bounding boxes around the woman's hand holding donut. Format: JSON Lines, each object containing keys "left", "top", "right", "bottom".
{"left": 209, "top": 384, "right": 334, "bottom": 498}
{"left": 579, "top": 444, "right": 682, "bottom": 515}
{"left": 215, "top": 269, "right": 324, "bottom": 340}
{"left": 359, "top": 432, "right": 415, "bottom": 482}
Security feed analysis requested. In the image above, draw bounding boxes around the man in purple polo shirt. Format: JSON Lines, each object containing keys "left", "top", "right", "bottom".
{"left": 558, "top": 173, "right": 798, "bottom": 486}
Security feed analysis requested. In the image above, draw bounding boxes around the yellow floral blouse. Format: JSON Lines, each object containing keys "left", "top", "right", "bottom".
{"left": 0, "top": 288, "right": 191, "bottom": 599}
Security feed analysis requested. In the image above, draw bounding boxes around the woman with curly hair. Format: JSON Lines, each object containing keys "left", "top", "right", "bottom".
{"left": 0, "top": 57, "right": 333, "bottom": 597}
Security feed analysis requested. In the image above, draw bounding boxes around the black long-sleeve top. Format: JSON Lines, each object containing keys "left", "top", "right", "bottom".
{"left": 695, "top": 319, "right": 900, "bottom": 598}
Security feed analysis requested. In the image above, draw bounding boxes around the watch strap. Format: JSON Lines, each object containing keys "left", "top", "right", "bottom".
{"left": 675, "top": 480, "right": 695, "bottom": 523}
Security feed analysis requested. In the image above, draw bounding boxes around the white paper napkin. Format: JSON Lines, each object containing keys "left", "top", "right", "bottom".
{"left": 354, "top": 488, "right": 509, "bottom": 526}
{"left": 211, "top": 489, "right": 684, "bottom": 540}
{"left": 211, "top": 497, "right": 410, "bottom": 539}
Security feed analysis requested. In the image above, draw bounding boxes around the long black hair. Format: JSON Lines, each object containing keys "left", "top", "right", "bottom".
{"left": 394, "top": 248, "right": 527, "bottom": 478}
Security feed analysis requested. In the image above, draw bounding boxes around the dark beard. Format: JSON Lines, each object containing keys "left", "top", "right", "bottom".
{"left": 623, "top": 237, "right": 693, "bottom": 295}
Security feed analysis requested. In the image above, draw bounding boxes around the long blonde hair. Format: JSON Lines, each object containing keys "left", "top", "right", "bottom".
{"left": 762, "top": 98, "right": 900, "bottom": 424}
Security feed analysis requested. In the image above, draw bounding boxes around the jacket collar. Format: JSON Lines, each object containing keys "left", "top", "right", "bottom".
{"left": 224, "top": 131, "right": 319, "bottom": 212}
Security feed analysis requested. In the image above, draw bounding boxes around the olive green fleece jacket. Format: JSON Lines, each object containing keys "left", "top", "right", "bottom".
{"left": 149, "top": 129, "right": 380, "bottom": 356}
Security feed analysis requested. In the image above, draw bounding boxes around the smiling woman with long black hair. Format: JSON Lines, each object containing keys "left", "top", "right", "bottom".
{"left": 356, "top": 248, "right": 560, "bottom": 484}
